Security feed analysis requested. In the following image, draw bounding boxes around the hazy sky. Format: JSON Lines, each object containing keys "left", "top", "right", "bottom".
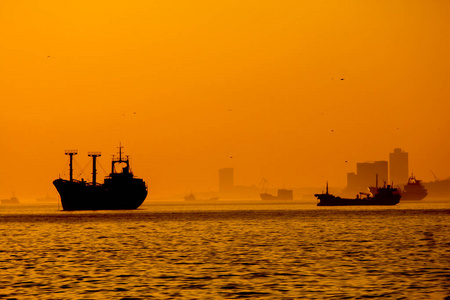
{"left": 1, "top": 0, "right": 449, "bottom": 199}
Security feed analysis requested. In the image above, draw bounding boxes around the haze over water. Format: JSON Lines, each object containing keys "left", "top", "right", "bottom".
{"left": 1, "top": 200, "right": 449, "bottom": 299}
{"left": 2, "top": 0, "right": 450, "bottom": 200}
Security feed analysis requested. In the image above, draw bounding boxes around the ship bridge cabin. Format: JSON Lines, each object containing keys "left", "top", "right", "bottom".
{"left": 109, "top": 144, "right": 133, "bottom": 178}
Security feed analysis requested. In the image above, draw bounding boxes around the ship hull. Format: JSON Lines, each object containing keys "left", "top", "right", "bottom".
{"left": 260, "top": 193, "right": 279, "bottom": 200}
{"left": 315, "top": 194, "right": 400, "bottom": 206}
{"left": 401, "top": 191, "right": 427, "bottom": 201}
{"left": 53, "top": 178, "right": 147, "bottom": 211}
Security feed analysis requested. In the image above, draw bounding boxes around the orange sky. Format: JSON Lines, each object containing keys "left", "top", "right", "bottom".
{"left": 1, "top": 0, "right": 449, "bottom": 200}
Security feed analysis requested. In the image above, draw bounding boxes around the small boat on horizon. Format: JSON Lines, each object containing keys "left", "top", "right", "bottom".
{"left": 36, "top": 195, "right": 58, "bottom": 202}
{"left": 184, "top": 193, "right": 219, "bottom": 201}
{"left": 1, "top": 196, "right": 20, "bottom": 204}
{"left": 260, "top": 189, "right": 293, "bottom": 200}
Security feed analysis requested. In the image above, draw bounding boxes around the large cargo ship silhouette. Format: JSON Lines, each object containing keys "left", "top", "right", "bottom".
{"left": 53, "top": 145, "right": 147, "bottom": 210}
{"left": 315, "top": 182, "right": 400, "bottom": 206}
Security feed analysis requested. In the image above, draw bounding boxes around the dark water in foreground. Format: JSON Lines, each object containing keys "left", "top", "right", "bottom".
{"left": 1, "top": 201, "right": 449, "bottom": 299}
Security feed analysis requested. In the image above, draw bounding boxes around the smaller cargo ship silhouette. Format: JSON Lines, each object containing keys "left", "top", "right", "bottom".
{"left": 53, "top": 145, "right": 147, "bottom": 211}
{"left": 260, "top": 189, "right": 293, "bottom": 200}
{"left": 401, "top": 176, "right": 428, "bottom": 200}
{"left": 184, "top": 193, "right": 219, "bottom": 201}
{"left": 315, "top": 182, "right": 400, "bottom": 206}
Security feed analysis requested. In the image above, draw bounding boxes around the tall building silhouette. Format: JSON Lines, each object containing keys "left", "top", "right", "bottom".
{"left": 347, "top": 161, "right": 388, "bottom": 193}
{"left": 219, "top": 168, "right": 234, "bottom": 194}
{"left": 389, "top": 148, "right": 408, "bottom": 185}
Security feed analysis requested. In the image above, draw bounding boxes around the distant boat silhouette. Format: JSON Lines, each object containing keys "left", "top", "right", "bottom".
{"left": 260, "top": 189, "right": 293, "bottom": 200}
{"left": 184, "top": 193, "right": 219, "bottom": 201}
{"left": 315, "top": 182, "right": 400, "bottom": 206}
{"left": 1, "top": 196, "right": 20, "bottom": 204}
{"left": 36, "top": 195, "right": 58, "bottom": 203}
{"left": 53, "top": 145, "right": 147, "bottom": 210}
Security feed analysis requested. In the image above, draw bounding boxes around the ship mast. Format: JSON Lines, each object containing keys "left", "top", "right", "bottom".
{"left": 88, "top": 152, "right": 101, "bottom": 186}
{"left": 118, "top": 143, "right": 124, "bottom": 162}
{"left": 65, "top": 150, "right": 78, "bottom": 182}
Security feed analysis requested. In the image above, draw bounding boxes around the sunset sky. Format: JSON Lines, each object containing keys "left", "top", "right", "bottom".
{"left": 1, "top": 0, "right": 449, "bottom": 200}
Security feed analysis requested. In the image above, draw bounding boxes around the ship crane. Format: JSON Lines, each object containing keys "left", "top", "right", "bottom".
{"left": 258, "top": 177, "right": 269, "bottom": 192}
{"left": 430, "top": 170, "right": 438, "bottom": 181}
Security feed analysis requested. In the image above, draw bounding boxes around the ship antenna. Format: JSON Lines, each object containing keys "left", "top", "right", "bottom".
{"left": 65, "top": 150, "right": 78, "bottom": 182}
{"left": 326, "top": 181, "right": 328, "bottom": 195}
{"left": 118, "top": 143, "right": 124, "bottom": 162}
{"left": 111, "top": 155, "right": 115, "bottom": 173}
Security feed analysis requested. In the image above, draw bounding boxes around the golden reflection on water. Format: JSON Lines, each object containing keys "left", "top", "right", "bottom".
{"left": 0, "top": 203, "right": 449, "bottom": 299}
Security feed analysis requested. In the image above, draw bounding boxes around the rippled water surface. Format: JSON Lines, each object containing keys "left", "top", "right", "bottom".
{"left": 1, "top": 201, "right": 449, "bottom": 299}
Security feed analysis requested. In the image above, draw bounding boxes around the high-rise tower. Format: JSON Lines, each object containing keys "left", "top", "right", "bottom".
{"left": 219, "top": 168, "right": 234, "bottom": 194}
{"left": 389, "top": 148, "right": 408, "bottom": 185}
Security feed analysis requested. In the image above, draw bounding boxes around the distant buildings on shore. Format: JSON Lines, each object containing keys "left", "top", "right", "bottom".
{"left": 220, "top": 148, "right": 431, "bottom": 200}
{"left": 390, "top": 148, "right": 409, "bottom": 185}
{"left": 219, "top": 168, "right": 234, "bottom": 195}
{"left": 216, "top": 148, "right": 450, "bottom": 200}
{"left": 345, "top": 148, "right": 409, "bottom": 195}
{"left": 218, "top": 167, "right": 259, "bottom": 199}
{"left": 347, "top": 161, "right": 388, "bottom": 193}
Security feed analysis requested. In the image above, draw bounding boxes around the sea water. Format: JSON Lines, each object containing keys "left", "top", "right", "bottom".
{"left": 0, "top": 200, "right": 449, "bottom": 299}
